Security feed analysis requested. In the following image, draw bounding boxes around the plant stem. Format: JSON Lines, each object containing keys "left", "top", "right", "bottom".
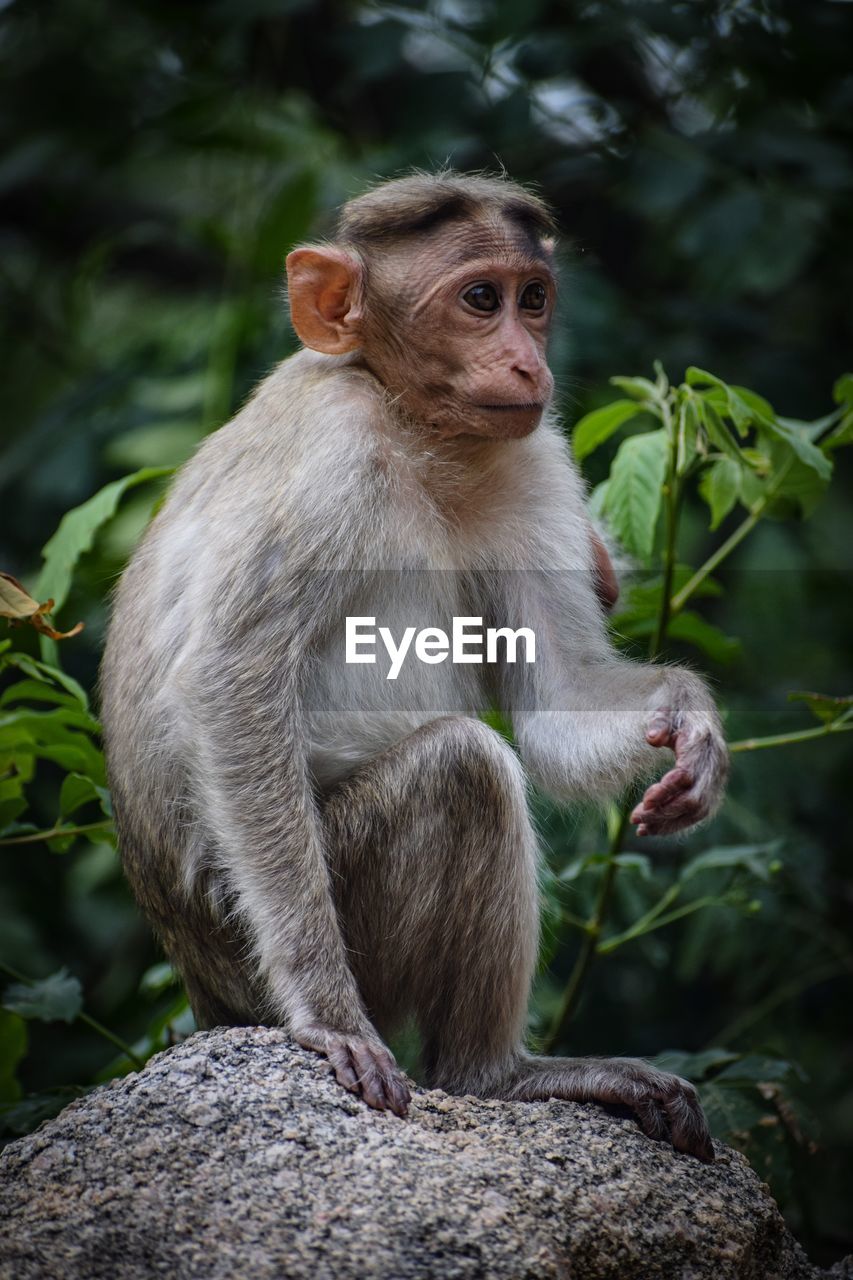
{"left": 670, "top": 510, "right": 759, "bottom": 615}
{"left": 595, "top": 881, "right": 682, "bottom": 953}
{"left": 598, "top": 894, "right": 726, "bottom": 954}
{"left": 0, "top": 960, "right": 143, "bottom": 1070}
{"left": 77, "top": 1012, "right": 144, "bottom": 1070}
{"left": 0, "top": 820, "right": 113, "bottom": 846}
{"left": 650, "top": 403, "right": 680, "bottom": 658}
{"left": 729, "top": 720, "right": 853, "bottom": 753}
{"left": 545, "top": 397, "right": 685, "bottom": 1050}
{"left": 670, "top": 455, "right": 795, "bottom": 615}
{"left": 543, "top": 807, "right": 631, "bottom": 1052}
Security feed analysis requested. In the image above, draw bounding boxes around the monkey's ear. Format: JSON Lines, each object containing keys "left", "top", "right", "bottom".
{"left": 286, "top": 246, "right": 363, "bottom": 355}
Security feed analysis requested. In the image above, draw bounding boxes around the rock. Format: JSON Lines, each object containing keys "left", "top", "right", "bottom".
{"left": 0, "top": 1027, "right": 840, "bottom": 1280}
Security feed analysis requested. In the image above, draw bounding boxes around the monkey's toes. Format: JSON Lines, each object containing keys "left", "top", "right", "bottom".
{"left": 630, "top": 1073, "right": 714, "bottom": 1163}
{"left": 297, "top": 1027, "right": 410, "bottom": 1118}
{"left": 349, "top": 1041, "right": 411, "bottom": 1118}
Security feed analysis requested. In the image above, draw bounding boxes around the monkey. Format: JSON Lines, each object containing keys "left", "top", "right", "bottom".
{"left": 100, "top": 170, "right": 727, "bottom": 1163}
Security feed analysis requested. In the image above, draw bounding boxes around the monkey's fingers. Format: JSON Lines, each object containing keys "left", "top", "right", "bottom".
{"left": 634, "top": 794, "right": 704, "bottom": 837}
{"left": 631, "top": 767, "right": 691, "bottom": 816}
{"left": 631, "top": 766, "right": 695, "bottom": 834}
{"left": 645, "top": 710, "right": 679, "bottom": 749}
{"left": 349, "top": 1042, "right": 410, "bottom": 1118}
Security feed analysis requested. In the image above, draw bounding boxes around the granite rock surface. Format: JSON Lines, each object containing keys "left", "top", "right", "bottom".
{"left": 0, "top": 1027, "right": 845, "bottom": 1280}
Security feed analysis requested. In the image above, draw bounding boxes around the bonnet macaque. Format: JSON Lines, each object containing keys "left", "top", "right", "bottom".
{"left": 101, "top": 171, "right": 727, "bottom": 1162}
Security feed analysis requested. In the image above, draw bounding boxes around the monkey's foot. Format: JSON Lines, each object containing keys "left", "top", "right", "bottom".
{"left": 293, "top": 1025, "right": 411, "bottom": 1118}
{"left": 506, "top": 1055, "right": 715, "bottom": 1163}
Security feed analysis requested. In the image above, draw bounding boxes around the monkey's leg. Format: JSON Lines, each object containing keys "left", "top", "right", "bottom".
{"left": 323, "top": 715, "right": 713, "bottom": 1161}
{"left": 322, "top": 715, "right": 539, "bottom": 1094}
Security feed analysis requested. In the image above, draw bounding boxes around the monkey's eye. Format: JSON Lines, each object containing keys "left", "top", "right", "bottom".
{"left": 462, "top": 283, "right": 500, "bottom": 313}
{"left": 520, "top": 282, "right": 547, "bottom": 312}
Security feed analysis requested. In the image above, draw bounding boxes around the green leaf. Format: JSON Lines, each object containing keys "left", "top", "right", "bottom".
{"left": 759, "top": 417, "right": 832, "bottom": 480}
{"left": 0, "top": 1010, "right": 27, "bottom": 1103}
{"left": 572, "top": 400, "right": 642, "bottom": 461}
{"left": 609, "top": 375, "right": 659, "bottom": 402}
{"left": 3, "top": 654, "right": 89, "bottom": 708}
{"left": 699, "top": 458, "right": 741, "bottom": 530}
{"left": 701, "top": 1079, "right": 770, "bottom": 1137}
{"left": 675, "top": 397, "right": 702, "bottom": 473}
{"left": 59, "top": 772, "right": 108, "bottom": 819}
{"left": 0, "top": 679, "right": 80, "bottom": 710}
{"left": 730, "top": 385, "right": 775, "bottom": 421}
{"left": 2, "top": 968, "right": 83, "bottom": 1023}
{"left": 612, "top": 608, "right": 739, "bottom": 662}
{"left": 587, "top": 479, "right": 610, "bottom": 521}
{"left": 680, "top": 842, "right": 783, "bottom": 885}
{"left": 611, "top": 852, "right": 652, "bottom": 879}
{"left": 715, "top": 1054, "right": 798, "bottom": 1085}
{"left": 36, "top": 466, "right": 174, "bottom": 619}
{"left": 559, "top": 850, "right": 650, "bottom": 882}
{"left": 685, "top": 366, "right": 726, "bottom": 390}
{"left": 0, "top": 796, "right": 27, "bottom": 829}
{"left": 823, "top": 409, "right": 853, "bottom": 452}
{"left": 0, "top": 707, "right": 104, "bottom": 785}
{"left": 559, "top": 851, "right": 607, "bottom": 882}
{"left": 758, "top": 437, "right": 831, "bottom": 517}
{"left": 139, "top": 962, "right": 179, "bottom": 999}
{"left": 649, "top": 1048, "right": 740, "bottom": 1081}
{"left": 603, "top": 430, "right": 669, "bottom": 562}
{"left": 697, "top": 399, "right": 744, "bottom": 463}
{"left": 666, "top": 612, "right": 740, "bottom": 663}
{"left": 833, "top": 373, "right": 853, "bottom": 408}
{"left": 788, "top": 690, "right": 853, "bottom": 725}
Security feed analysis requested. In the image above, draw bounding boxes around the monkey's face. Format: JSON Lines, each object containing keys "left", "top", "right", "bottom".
{"left": 363, "top": 223, "right": 557, "bottom": 440}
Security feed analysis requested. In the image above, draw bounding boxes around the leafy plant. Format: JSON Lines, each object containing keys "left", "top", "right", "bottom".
{"left": 534, "top": 364, "right": 853, "bottom": 1192}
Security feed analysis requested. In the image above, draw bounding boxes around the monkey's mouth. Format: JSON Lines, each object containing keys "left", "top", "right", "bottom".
{"left": 476, "top": 402, "right": 543, "bottom": 412}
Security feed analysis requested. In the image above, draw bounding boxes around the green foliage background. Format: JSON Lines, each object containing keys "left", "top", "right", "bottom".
{"left": 0, "top": 0, "right": 851, "bottom": 1262}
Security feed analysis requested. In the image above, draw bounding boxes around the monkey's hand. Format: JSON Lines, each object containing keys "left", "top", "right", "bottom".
{"left": 293, "top": 1024, "right": 411, "bottom": 1118}
{"left": 630, "top": 704, "right": 728, "bottom": 837}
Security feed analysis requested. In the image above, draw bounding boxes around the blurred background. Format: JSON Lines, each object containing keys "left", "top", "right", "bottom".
{"left": 1, "top": 0, "right": 851, "bottom": 1263}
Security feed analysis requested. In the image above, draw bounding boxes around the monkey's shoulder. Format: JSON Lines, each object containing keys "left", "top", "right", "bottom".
{"left": 165, "top": 351, "right": 384, "bottom": 494}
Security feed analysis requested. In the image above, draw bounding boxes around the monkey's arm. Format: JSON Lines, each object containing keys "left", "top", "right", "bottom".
{"left": 184, "top": 615, "right": 410, "bottom": 1117}
{"left": 494, "top": 565, "right": 728, "bottom": 835}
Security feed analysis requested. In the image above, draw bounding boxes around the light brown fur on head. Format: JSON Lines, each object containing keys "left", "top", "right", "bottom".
{"left": 334, "top": 169, "right": 556, "bottom": 249}
{"left": 287, "top": 170, "right": 558, "bottom": 440}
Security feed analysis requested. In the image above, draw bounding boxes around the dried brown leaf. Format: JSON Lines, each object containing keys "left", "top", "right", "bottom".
{"left": 0, "top": 571, "right": 84, "bottom": 641}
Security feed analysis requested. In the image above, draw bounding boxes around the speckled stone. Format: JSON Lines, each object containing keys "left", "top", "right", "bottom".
{"left": 0, "top": 1027, "right": 844, "bottom": 1280}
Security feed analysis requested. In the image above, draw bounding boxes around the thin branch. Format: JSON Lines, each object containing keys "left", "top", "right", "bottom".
{"left": 543, "top": 807, "right": 631, "bottom": 1052}
{"left": 670, "top": 456, "right": 795, "bottom": 615}
{"left": 598, "top": 895, "right": 727, "bottom": 954}
{"left": 0, "top": 820, "right": 113, "bottom": 847}
{"left": 729, "top": 720, "right": 853, "bottom": 754}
